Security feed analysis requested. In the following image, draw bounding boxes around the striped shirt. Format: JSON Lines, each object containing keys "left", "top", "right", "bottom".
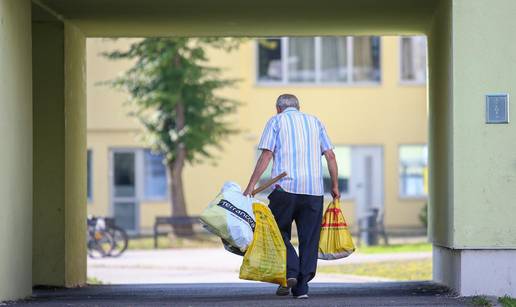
{"left": 258, "top": 107, "right": 333, "bottom": 196}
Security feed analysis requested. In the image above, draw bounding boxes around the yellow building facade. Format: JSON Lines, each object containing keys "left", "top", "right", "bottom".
{"left": 86, "top": 36, "right": 428, "bottom": 235}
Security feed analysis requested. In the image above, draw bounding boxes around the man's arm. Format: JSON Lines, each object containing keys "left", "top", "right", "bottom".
{"left": 324, "top": 149, "right": 340, "bottom": 201}
{"left": 243, "top": 150, "right": 273, "bottom": 196}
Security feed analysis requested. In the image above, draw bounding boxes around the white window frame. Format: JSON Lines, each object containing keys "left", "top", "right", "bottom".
{"left": 398, "top": 144, "right": 428, "bottom": 200}
{"left": 256, "top": 36, "right": 381, "bottom": 86}
{"left": 399, "top": 36, "right": 428, "bottom": 85}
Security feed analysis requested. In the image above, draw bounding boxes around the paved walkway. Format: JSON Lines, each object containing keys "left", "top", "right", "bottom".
{"left": 14, "top": 282, "right": 470, "bottom": 306}
{"left": 11, "top": 249, "right": 463, "bottom": 306}
{"left": 87, "top": 248, "right": 431, "bottom": 284}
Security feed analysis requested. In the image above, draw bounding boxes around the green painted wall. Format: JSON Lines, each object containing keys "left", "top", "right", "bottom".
{"left": 32, "top": 19, "right": 87, "bottom": 287}
{"left": 64, "top": 23, "right": 87, "bottom": 286}
{"left": 427, "top": 0, "right": 454, "bottom": 247}
{"left": 32, "top": 20, "right": 66, "bottom": 286}
{"left": 0, "top": 0, "right": 33, "bottom": 301}
{"left": 41, "top": 0, "right": 439, "bottom": 37}
{"left": 425, "top": 0, "right": 516, "bottom": 249}
{"left": 451, "top": 0, "right": 516, "bottom": 248}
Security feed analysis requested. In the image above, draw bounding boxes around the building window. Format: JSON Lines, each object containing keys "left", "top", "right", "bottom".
{"left": 322, "top": 146, "right": 352, "bottom": 196}
{"left": 257, "top": 36, "right": 381, "bottom": 84}
{"left": 87, "top": 149, "right": 92, "bottom": 202}
{"left": 258, "top": 38, "right": 282, "bottom": 82}
{"left": 288, "top": 37, "right": 316, "bottom": 82}
{"left": 143, "top": 150, "right": 168, "bottom": 200}
{"left": 321, "top": 37, "right": 348, "bottom": 82}
{"left": 353, "top": 36, "right": 382, "bottom": 82}
{"left": 399, "top": 145, "right": 428, "bottom": 198}
{"left": 400, "top": 36, "right": 427, "bottom": 83}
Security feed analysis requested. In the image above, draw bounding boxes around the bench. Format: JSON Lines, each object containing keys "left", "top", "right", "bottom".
{"left": 153, "top": 216, "right": 201, "bottom": 248}
{"left": 355, "top": 208, "right": 389, "bottom": 246}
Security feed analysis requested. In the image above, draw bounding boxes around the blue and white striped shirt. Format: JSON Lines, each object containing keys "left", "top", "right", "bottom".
{"left": 258, "top": 107, "right": 333, "bottom": 196}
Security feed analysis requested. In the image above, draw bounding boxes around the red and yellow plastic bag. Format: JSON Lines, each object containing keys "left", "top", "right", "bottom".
{"left": 318, "top": 200, "right": 355, "bottom": 260}
{"left": 239, "top": 202, "right": 287, "bottom": 286}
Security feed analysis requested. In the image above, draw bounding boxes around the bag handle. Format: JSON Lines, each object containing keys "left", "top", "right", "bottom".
{"left": 251, "top": 172, "right": 287, "bottom": 196}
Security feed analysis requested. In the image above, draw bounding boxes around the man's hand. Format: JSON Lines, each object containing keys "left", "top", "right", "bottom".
{"left": 331, "top": 186, "right": 340, "bottom": 201}
{"left": 243, "top": 185, "right": 254, "bottom": 197}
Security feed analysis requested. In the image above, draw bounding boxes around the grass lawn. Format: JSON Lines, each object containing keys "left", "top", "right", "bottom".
{"left": 318, "top": 259, "right": 432, "bottom": 281}
{"left": 87, "top": 276, "right": 103, "bottom": 285}
{"left": 129, "top": 232, "right": 431, "bottom": 254}
{"left": 355, "top": 242, "right": 432, "bottom": 254}
{"left": 499, "top": 296, "right": 516, "bottom": 307}
{"left": 471, "top": 296, "right": 493, "bottom": 307}
{"left": 470, "top": 295, "right": 516, "bottom": 307}
{"left": 128, "top": 234, "right": 221, "bottom": 250}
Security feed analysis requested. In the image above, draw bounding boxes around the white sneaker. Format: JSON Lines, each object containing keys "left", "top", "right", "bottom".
{"left": 296, "top": 294, "right": 309, "bottom": 299}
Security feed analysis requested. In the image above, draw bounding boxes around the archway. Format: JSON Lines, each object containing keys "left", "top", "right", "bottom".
{"left": 2, "top": 0, "right": 516, "bottom": 301}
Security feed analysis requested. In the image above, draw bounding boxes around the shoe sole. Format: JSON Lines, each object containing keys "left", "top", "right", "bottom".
{"left": 276, "top": 288, "right": 290, "bottom": 296}
{"left": 276, "top": 278, "right": 298, "bottom": 296}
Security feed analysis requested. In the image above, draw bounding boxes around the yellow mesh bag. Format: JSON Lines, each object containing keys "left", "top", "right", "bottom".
{"left": 318, "top": 200, "right": 355, "bottom": 260}
{"left": 239, "top": 203, "right": 287, "bottom": 286}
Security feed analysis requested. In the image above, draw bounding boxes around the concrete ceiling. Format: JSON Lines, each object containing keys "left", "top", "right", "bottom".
{"left": 34, "top": 0, "right": 439, "bottom": 37}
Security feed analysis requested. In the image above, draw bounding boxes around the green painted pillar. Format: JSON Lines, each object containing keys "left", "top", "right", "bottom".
{"left": 0, "top": 0, "right": 33, "bottom": 301}
{"left": 32, "top": 17, "right": 87, "bottom": 287}
{"left": 429, "top": 0, "right": 516, "bottom": 296}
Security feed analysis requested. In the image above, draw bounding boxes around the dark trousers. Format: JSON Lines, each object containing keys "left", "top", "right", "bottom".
{"left": 268, "top": 189, "right": 323, "bottom": 296}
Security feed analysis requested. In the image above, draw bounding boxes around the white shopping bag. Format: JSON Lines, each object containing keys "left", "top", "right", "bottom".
{"left": 200, "top": 182, "right": 257, "bottom": 252}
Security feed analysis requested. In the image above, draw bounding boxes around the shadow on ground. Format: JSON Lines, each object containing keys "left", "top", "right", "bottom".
{"left": 13, "top": 281, "right": 471, "bottom": 306}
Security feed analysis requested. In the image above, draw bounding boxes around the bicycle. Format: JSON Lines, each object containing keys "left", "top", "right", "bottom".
{"left": 104, "top": 217, "right": 129, "bottom": 257}
{"left": 87, "top": 216, "right": 114, "bottom": 258}
{"left": 87, "top": 216, "right": 129, "bottom": 258}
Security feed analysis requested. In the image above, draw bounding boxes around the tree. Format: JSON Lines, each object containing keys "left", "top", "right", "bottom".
{"left": 103, "top": 38, "right": 241, "bottom": 235}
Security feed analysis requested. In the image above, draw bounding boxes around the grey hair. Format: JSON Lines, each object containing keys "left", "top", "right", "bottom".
{"left": 276, "top": 94, "right": 300, "bottom": 111}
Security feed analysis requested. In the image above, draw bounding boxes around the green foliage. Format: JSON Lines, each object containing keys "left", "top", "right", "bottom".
{"left": 471, "top": 296, "right": 492, "bottom": 307}
{"left": 102, "top": 38, "right": 242, "bottom": 165}
{"left": 499, "top": 296, "right": 516, "bottom": 307}
{"left": 87, "top": 276, "right": 104, "bottom": 285}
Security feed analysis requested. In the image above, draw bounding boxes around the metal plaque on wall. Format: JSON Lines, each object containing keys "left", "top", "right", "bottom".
{"left": 486, "top": 93, "right": 509, "bottom": 124}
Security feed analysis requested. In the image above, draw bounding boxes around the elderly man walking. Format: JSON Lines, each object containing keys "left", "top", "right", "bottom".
{"left": 243, "top": 94, "right": 339, "bottom": 299}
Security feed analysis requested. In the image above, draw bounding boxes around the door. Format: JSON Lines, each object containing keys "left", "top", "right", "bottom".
{"left": 111, "top": 150, "right": 140, "bottom": 234}
{"left": 351, "top": 146, "right": 384, "bottom": 243}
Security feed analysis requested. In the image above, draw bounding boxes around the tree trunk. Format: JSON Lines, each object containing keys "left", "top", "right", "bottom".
{"left": 168, "top": 99, "right": 194, "bottom": 236}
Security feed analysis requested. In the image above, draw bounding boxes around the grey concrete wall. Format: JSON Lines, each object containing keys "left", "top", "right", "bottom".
{"left": 434, "top": 245, "right": 516, "bottom": 296}
{"left": 0, "top": 0, "right": 33, "bottom": 301}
